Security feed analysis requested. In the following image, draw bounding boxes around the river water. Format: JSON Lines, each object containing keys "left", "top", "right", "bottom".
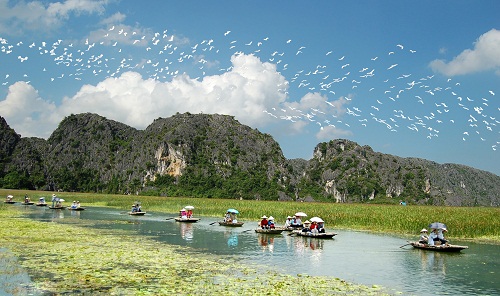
{"left": 5, "top": 205, "right": 500, "bottom": 295}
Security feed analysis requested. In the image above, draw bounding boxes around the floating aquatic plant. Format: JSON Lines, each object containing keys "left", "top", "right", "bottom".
{"left": 0, "top": 207, "right": 389, "bottom": 295}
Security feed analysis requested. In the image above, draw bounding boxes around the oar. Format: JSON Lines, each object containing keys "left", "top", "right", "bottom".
{"left": 209, "top": 221, "right": 218, "bottom": 225}
{"left": 242, "top": 229, "right": 254, "bottom": 233}
{"left": 399, "top": 242, "right": 412, "bottom": 248}
{"left": 165, "top": 217, "right": 175, "bottom": 221}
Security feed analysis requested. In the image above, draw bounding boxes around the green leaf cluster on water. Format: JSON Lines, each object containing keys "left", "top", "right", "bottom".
{"left": 3, "top": 189, "right": 500, "bottom": 242}
{"left": 0, "top": 205, "right": 389, "bottom": 295}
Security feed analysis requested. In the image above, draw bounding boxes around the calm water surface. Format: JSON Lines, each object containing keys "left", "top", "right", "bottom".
{"left": 8, "top": 205, "right": 500, "bottom": 295}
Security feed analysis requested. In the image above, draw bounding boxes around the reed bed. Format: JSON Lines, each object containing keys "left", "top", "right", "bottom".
{"left": 2, "top": 189, "right": 499, "bottom": 241}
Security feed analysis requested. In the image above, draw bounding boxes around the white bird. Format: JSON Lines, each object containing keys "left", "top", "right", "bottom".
{"left": 489, "top": 90, "right": 495, "bottom": 96}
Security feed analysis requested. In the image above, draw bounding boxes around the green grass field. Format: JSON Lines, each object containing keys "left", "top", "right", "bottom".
{"left": 2, "top": 189, "right": 499, "bottom": 242}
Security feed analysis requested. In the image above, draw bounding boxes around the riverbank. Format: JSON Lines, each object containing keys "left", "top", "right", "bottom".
{"left": 3, "top": 189, "right": 500, "bottom": 242}
{"left": 0, "top": 205, "right": 389, "bottom": 295}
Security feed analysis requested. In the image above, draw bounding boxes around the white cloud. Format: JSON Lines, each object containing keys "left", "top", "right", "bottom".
{"left": 316, "top": 125, "right": 352, "bottom": 141}
{"left": 0, "top": 0, "right": 108, "bottom": 34}
{"left": 1, "top": 53, "right": 288, "bottom": 138}
{"left": 0, "top": 82, "right": 57, "bottom": 138}
{"left": 430, "top": 29, "right": 500, "bottom": 76}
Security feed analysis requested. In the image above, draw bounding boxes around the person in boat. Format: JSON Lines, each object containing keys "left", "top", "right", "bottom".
{"left": 24, "top": 194, "right": 30, "bottom": 203}
{"left": 180, "top": 209, "right": 187, "bottom": 219}
{"left": 186, "top": 209, "right": 193, "bottom": 218}
{"left": 136, "top": 204, "right": 142, "bottom": 212}
{"left": 310, "top": 221, "right": 319, "bottom": 234}
{"left": 260, "top": 216, "right": 269, "bottom": 229}
{"left": 291, "top": 216, "right": 302, "bottom": 227}
{"left": 55, "top": 199, "right": 63, "bottom": 207}
{"left": 6, "top": 195, "right": 13, "bottom": 202}
{"left": 419, "top": 229, "right": 429, "bottom": 244}
{"left": 51, "top": 194, "right": 58, "bottom": 207}
{"left": 428, "top": 228, "right": 441, "bottom": 246}
{"left": 437, "top": 228, "right": 449, "bottom": 245}
{"left": 301, "top": 220, "right": 311, "bottom": 233}
{"left": 231, "top": 214, "right": 238, "bottom": 223}
{"left": 39, "top": 197, "right": 45, "bottom": 204}
{"left": 71, "top": 201, "right": 78, "bottom": 209}
{"left": 284, "top": 216, "right": 293, "bottom": 227}
{"left": 223, "top": 211, "right": 232, "bottom": 222}
{"left": 317, "top": 222, "right": 326, "bottom": 233}
{"left": 131, "top": 204, "right": 138, "bottom": 213}
{"left": 268, "top": 216, "right": 275, "bottom": 229}
{"left": 76, "top": 201, "right": 81, "bottom": 208}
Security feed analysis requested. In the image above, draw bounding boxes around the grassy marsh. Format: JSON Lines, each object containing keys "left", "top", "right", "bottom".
{"left": 2, "top": 189, "right": 500, "bottom": 242}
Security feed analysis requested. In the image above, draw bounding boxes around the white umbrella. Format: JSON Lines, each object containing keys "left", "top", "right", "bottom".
{"left": 59, "top": 199, "right": 65, "bottom": 202}
{"left": 184, "top": 206, "right": 195, "bottom": 210}
{"left": 7, "top": 195, "right": 13, "bottom": 198}
{"left": 310, "top": 217, "right": 324, "bottom": 223}
{"left": 294, "top": 212, "right": 307, "bottom": 217}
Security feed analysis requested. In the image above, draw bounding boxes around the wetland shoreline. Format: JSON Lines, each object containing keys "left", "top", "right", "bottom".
{"left": 0, "top": 206, "right": 388, "bottom": 295}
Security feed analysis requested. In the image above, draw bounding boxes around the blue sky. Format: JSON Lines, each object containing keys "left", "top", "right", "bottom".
{"left": 0, "top": 0, "right": 499, "bottom": 175}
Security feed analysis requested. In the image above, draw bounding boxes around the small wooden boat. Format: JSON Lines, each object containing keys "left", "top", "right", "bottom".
{"left": 128, "top": 211, "right": 146, "bottom": 216}
{"left": 218, "top": 221, "right": 244, "bottom": 227}
{"left": 36, "top": 203, "right": 48, "bottom": 206}
{"left": 255, "top": 228, "right": 284, "bottom": 234}
{"left": 67, "top": 207, "right": 86, "bottom": 211}
{"left": 292, "top": 230, "right": 337, "bottom": 239}
{"left": 20, "top": 202, "right": 35, "bottom": 205}
{"left": 48, "top": 206, "right": 66, "bottom": 210}
{"left": 174, "top": 217, "right": 200, "bottom": 223}
{"left": 4, "top": 201, "right": 16, "bottom": 204}
{"left": 410, "top": 242, "right": 468, "bottom": 252}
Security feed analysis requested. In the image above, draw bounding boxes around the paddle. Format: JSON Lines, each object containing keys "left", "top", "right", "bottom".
{"left": 399, "top": 242, "right": 412, "bottom": 248}
{"left": 209, "top": 221, "right": 218, "bottom": 225}
{"left": 165, "top": 217, "right": 175, "bottom": 221}
{"left": 242, "top": 229, "right": 254, "bottom": 233}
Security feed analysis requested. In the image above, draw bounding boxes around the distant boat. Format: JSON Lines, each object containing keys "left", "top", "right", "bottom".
{"left": 129, "top": 211, "right": 146, "bottom": 216}
{"left": 20, "top": 202, "right": 35, "bottom": 205}
{"left": 255, "top": 228, "right": 284, "bottom": 234}
{"left": 36, "top": 202, "right": 48, "bottom": 207}
{"left": 48, "top": 206, "right": 66, "bottom": 210}
{"left": 292, "top": 231, "right": 337, "bottom": 239}
{"left": 4, "top": 201, "right": 16, "bottom": 204}
{"left": 67, "top": 207, "right": 86, "bottom": 211}
{"left": 410, "top": 242, "right": 468, "bottom": 252}
{"left": 174, "top": 217, "right": 200, "bottom": 223}
{"left": 218, "top": 221, "right": 244, "bottom": 227}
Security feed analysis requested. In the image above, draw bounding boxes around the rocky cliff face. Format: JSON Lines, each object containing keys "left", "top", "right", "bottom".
{"left": 0, "top": 113, "right": 499, "bottom": 206}
{"left": 303, "top": 139, "right": 500, "bottom": 206}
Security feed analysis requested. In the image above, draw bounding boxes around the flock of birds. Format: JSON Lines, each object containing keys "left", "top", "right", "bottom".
{"left": 0, "top": 26, "right": 498, "bottom": 151}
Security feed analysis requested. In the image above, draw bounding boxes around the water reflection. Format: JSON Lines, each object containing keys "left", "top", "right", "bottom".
{"left": 179, "top": 222, "right": 194, "bottom": 242}
{"left": 69, "top": 209, "right": 81, "bottom": 218}
{"left": 225, "top": 230, "right": 238, "bottom": 247}
{"left": 419, "top": 250, "right": 447, "bottom": 275}
{"left": 257, "top": 234, "right": 275, "bottom": 253}
{"left": 51, "top": 209, "right": 64, "bottom": 220}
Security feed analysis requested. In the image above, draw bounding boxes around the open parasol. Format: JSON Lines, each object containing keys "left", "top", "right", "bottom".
{"left": 294, "top": 212, "right": 307, "bottom": 217}
{"left": 310, "top": 217, "right": 324, "bottom": 223}
{"left": 227, "top": 208, "right": 239, "bottom": 214}
{"left": 428, "top": 222, "right": 447, "bottom": 230}
{"left": 184, "top": 205, "right": 195, "bottom": 210}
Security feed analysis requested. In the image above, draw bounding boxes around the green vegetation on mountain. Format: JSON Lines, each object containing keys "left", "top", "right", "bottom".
{"left": 1, "top": 113, "right": 499, "bottom": 206}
